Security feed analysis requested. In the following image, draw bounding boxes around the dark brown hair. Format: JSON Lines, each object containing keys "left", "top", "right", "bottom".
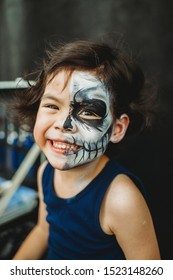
{"left": 12, "top": 39, "right": 158, "bottom": 135}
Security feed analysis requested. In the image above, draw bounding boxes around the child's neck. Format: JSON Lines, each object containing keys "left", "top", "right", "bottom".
{"left": 53, "top": 155, "right": 109, "bottom": 199}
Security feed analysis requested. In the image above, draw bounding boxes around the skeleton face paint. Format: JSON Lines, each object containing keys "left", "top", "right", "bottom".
{"left": 60, "top": 71, "right": 113, "bottom": 169}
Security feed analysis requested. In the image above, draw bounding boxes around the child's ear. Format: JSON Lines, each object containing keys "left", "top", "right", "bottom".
{"left": 110, "top": 114, "right": 130, "bottom": 143}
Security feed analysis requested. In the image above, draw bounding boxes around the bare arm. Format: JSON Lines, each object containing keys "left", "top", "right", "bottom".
{"left": 13, "top": 161, "right": 49, "bottom": 260}
{"left": 101, "top": 174, "right": 160, "bottom": 260}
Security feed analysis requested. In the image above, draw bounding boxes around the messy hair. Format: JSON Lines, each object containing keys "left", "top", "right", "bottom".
{"left": 12, "top": 40, "right": 158, "bottom": 135}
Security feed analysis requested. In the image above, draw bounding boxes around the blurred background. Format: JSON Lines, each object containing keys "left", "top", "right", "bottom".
{"left": 0, "top": 0, "right": 172, "bottom": 259}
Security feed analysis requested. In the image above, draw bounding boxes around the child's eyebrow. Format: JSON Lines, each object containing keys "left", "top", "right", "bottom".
{"left": 41, "top": 93, "right": 59, "bottom": 101}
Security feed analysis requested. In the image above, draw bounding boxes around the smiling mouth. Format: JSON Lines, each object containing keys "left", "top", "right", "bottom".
{"left": 51, "top": 140, "right": 81, "bottom": 153}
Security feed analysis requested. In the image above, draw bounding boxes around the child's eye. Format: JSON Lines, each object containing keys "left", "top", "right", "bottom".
{"left": 79, "top": 110, "right": 101, "bottom": 120}
{"left": 45, "top": 104, "right": 59, "bottom": 110}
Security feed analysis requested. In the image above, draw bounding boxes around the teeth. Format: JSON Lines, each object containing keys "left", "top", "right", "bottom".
{"left": 52, "top": 141, "right": 79, "bottom": 151}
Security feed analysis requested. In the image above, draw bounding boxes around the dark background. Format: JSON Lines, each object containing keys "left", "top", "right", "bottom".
{"left": 0, "top": 0, "right": 173, "bottom": 259}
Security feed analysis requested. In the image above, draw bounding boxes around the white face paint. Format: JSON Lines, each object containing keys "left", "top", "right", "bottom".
{"left": 61, "top": 71, "right": 113, "bottom": 169}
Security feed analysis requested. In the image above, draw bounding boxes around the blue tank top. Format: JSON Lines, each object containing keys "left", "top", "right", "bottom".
{"left": 42, "top": 159, "right": 145, "bottom": 260}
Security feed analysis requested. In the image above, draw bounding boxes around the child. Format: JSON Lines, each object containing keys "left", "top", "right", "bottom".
{"left": 13, "top": 40, "right": 160, "bottom": 260}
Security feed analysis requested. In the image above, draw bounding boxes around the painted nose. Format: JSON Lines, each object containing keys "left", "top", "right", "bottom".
{"left": 63, "top": 115, "right": 73, "bottom": 131}
{"left": 54, "top": 114, "right": 76, "bottom": 132}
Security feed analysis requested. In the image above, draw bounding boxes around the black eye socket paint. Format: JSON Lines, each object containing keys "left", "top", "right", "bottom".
{"left": 72, "top": 99, "right": 106, "bottom": 128}
{"left": 78, "top": 99, "right": 107, "bottom": 118}
{"left": 62, "top": 102, "right": 105, "bottom": 132}
{"left": 69, "top": 88, "right": 108, "bottom": 130}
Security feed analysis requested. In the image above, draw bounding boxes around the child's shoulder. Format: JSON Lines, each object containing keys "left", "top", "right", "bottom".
{"left": 100, "top": 173, "right": 148, "bottom": 234}
{"left": 108, "top": 173, "right": 145, "bottom": 212}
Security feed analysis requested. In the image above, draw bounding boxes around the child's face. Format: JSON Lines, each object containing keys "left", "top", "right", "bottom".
{"left": 34, "top": 70, "right": 113, "bottom": 170}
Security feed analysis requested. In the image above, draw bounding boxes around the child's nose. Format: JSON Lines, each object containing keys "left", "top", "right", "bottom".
{"left": 63, "top": 115, "right": 73, "bottom": 131}
{"left": 54, "top": 113, "right": 76, "bottom": 132}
